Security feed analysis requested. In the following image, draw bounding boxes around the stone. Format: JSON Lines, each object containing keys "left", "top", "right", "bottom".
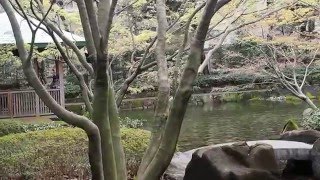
{"left": 248, "top": 143, "right": 279, "bottom": 174}
{"left": 282, "top": 160, "right": 313, "bottom": 178}
{"left": 311, "top": 138, "right": 320, "bottom": 179}
{"left": 165, "top": 140, "right": 312, "bottom": 180}
{"left": 280, "top": 130, "right": 320, "bottom": 144}
{"left": 183, "top": 142, "right": 280, "bottom": 180}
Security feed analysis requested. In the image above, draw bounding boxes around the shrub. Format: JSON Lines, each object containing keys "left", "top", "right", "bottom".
{"left": 0, "top": 120, "right": 26, "bottom": 137}
{"left": 120, "top": 117, "right": 147, "bottom": 129}
{"left": 221, "top": 93, "right": 244, "bottom": 102}
{"left": 0, "top": 120, "right": 69, "bottom": 137}
{"left": 121, "top": 128, "right": 150, "bottom": 178}
{"left": 65, "top": 73, "right": 81, "bottom": 98}
{"left": 302, "top": 109, "right": 320, "bottom": 130}
{"left": 25, "top": 121, "right": 69, "bottom": 132}
{"left": 0, "top": 127, "right": 150, "bottom": 179}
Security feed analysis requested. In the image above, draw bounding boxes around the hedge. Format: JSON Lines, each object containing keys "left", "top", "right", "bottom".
{"left": 0, "top": 120, "right": 68, "bottom": 137}
{"left": 0, "top": 127, "right": 150, "bottom": 179}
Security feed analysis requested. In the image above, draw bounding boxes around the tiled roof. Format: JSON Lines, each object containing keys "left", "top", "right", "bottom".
{"left": 0, "top": 12, "right": 85, "bottom": 48}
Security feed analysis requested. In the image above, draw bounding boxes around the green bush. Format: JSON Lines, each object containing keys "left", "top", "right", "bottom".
{"left": 121, "top": 128, "right": 150, "bottom": 178}
{"left": 0, "top": 120, "right": 69, "bottom": 137}
{"left": 221, "top": 93, "right": 244, "bottom": 102}
{"left": 0, "top": 127, "right": 150, "bottom": 179}
{"left": 120, "top": 117, "right": 147, "bottom": 129}
{"left": 302, "top": 109, "right": 320, "bottom": 130}
{"left": 25, "top": 121, "right": 69, "bottom": 132}
{"left": 0, "top": 120, "right": 26, "bottom": 137}
{"left": 65, "top": 73, "right": 81, "bottom": 98}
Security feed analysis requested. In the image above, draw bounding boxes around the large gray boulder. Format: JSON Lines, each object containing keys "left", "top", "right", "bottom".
{"left": 280, "top": 130, "right": 320, "bottom": 144}
{"left": 311, "top": 138, "right": 320, "bottom": 179}
{"left": 164, "top": 140, "right": 312, "bottom": 180}
{"left": 183, "top": 142, "right": 280, "bottom": 180}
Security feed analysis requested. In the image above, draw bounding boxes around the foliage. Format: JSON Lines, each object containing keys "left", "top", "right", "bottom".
{"left": 0, "top": 120, "right": 26, "bottom": 137}
{"left": 242, "top": 0, "right": 320, "bottom": 50}
{"left": 120, "top": 117, "right": 147, "bottom": 129}
{"left": 0, "top": 120, "right": 69, "bottom": 137}
{"left": 306, "top": 92, "right": 316, "bottom": 99}
{"left": 121, "top": 128, "right": 150, "bottom": 178}
{"left": 285, "top": 95, "right": 302, "bottom": 104}
{"left": 221, "top": 93, "right": 244, "bottom": 102}
{"left": 302, "top": 109, "right": 320, "bottom": 130}
{"left": 65, "top": 72, "right": 81, "bottom": 98}
{"left": 194, "top": 72, "right": 272, "bottom": 88}
{"left": 25, "top": 121, "right": 69, "bottom": 132}
{"left": 0, "top": 127, "right": 150, "bottom": 179}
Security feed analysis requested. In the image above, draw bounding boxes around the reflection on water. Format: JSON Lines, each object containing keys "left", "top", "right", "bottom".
{"left": 120, "top": 101, "right": 309, "bottom": 151}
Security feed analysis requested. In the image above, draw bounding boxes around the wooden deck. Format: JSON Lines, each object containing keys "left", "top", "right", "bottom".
{"left": 0, "top": 89, "right": 62, "bottom": 118}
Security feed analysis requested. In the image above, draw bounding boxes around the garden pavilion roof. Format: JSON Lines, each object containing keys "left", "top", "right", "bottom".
{"left": 0, "top": 12, "right": 85, "bottom": 48}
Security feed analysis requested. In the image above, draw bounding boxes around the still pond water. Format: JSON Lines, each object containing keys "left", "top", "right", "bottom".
{"left": 120, "top": 101, "right": 310, "bottom": 152}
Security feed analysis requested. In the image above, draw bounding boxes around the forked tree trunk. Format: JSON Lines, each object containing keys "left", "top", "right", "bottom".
{"left": 92, "top": 54, "right": 127, "bottom": 180}
{"left": 0, "top": 1, "right": 104, "bottom": 179}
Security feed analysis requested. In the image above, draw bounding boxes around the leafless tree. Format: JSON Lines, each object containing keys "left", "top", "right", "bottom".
{"left": 262, "top": 45, "right": 319, "bottom": 110}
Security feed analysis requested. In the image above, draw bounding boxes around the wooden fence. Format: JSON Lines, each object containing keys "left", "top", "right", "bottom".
{"left": 0, "top": 89, "right": 62, "bottom": 118}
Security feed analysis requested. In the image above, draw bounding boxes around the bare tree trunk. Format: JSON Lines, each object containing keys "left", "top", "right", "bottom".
{"left": 172, "top": 3, "right": 205, "bottom": 94}
{"left": 107, "top": 82, "right": 127, "bottom": 179}
{"left": 304, "top": 96, "right": 318, "bottom": 110}
{"left": 140, "top": 1, "right": 222, "bottom": 179}
{"left": 137, "top": 0, "right": 170, "bottom": 177}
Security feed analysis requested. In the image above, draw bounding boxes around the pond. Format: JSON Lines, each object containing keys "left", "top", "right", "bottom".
{"left": 120, "top": 101, "right": 310, "bottom": 152}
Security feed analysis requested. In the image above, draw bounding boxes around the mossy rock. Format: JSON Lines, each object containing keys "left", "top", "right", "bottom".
{"left": 282, "top": 119, "right": 299, "bottom": 133}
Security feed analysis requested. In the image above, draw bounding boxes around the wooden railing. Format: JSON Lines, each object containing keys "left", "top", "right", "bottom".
{"left": 0, "top": 89, "right": 61, "bottom": 118}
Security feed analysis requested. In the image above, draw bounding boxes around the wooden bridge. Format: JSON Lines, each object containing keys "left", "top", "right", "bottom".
{"left": 0, "top": 89, "right": 63, "bottom": 118}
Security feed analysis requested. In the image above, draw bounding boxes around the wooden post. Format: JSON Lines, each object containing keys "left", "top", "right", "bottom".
{"left": 35, "top": 92, "right": 40, "bottom": 117}
{"left": 56, "top": 59, "right": 65, "bottom": 107}
{"left": 8, "top": 91, "right": 13, "bottom": 118}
